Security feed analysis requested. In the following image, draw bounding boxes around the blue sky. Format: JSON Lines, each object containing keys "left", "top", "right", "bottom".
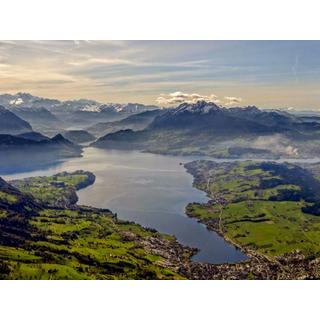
{"left": 0, "top": 40, "right": 320, "bottom": 109}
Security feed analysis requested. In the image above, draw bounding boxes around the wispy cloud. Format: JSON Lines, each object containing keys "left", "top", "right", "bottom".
{"left": 0, "top": 40, "right": 320, "bottom": 107}
{"left": 68, "top": 58, "right": 135, "bottom": 67}
{"left": 291, "top": 55, "right": 299, "bottom": 83}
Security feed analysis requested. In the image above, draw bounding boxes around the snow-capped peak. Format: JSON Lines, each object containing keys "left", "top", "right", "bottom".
{"left": 80, "top": 104, "right": 101, "bottom": 112}
{"left": 9, "top": 98, "right": 24, "bottom": 105}
{"left": 173, "top": 100, "right": 220, "bottom": 115}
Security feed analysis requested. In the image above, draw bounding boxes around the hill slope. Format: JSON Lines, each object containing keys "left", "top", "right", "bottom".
{"left": 0, "top": 172, "right": 191, "bottom": 279}
{"left": 11, "top": 106, "right": 61, "bottom": 133}
{"left": 185, "top": 160, "right": 320, "bottom": 258}
{"left": 87, "top": 109, "right": 165, "bottom": 137}
{"left": 16, "top": 131, "right": 50, "bottom": 142}
{"left": 0, "top": 105, "right": 33, "bottom": 135}
{"left": 61, "top": 130, "right": 96, "bottom": 144}
{"left": 0, "top": 133, "right": 81, "bottom": 155}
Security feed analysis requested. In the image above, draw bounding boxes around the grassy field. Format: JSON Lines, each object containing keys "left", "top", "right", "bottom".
{"left": 10, "top": 171, "right": 95, "bottom": 207}
{"left": 0, "top": 208, "right": 185, "bottom": 279}
{"left": 0, "top": 173, "right": 189, "bottom": 279}
{"left": 0, "top": 191, "right": 18, "bottom": 204}
{"left": 185, "top": 161, "right": 320, "bottom": 258}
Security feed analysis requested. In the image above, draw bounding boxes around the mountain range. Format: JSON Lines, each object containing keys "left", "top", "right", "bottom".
{"left": 87, "top": 109, "right": 165, "bottom": 137}
{"left": 0, "top": 93, "right": 159, "bottom": 134}
{"left": 0, "top": 133, "right": 82, "bottom": 175}
{"left": 92, "top": 101, "right": 320, "bottom": 158}
{"left": 3, "top": 93, "right": 320, "bottom": 159}
{"left": 11, "top": 106, "right": 60, "bottom": 134}
{"left": 0, "top": 133, "right": 81, "bottom": 155}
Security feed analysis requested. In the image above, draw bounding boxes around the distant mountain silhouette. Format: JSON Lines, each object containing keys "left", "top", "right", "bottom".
{"left": 16, "top": 131, "right": 50, "bottom": 142}
{"left": 12, "top": 106, "right": 60, "bottom": 126}
{"left": 0, "top": 133, "right": 81, "bottom": 156}
{"left": 0, "top": 105, "right": 33, "bottom": 134}
{"left": 0, "top": 93, "right": 159, "bottom": 130}
{"left": 61, "top": 130, "right": 96, "bottom": 144}
{"left": 87, "top": 109, "right": 165, "bottom": 137}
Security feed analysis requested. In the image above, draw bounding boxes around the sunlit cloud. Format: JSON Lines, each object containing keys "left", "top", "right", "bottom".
{"left": 156, "top": 91, "right": 221, "bottom": 106}
{"left": 68, "top": 58, "right": 135, "bottom": 67}
{"left": 224, "top": 96, "right": 242, "bottom": 106}
{"left": 156, "top": 91, "right": 243, "bottom": 107}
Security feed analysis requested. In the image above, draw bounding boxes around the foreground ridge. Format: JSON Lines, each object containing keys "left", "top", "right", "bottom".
{"left": 0, "top": 172, "right": 193, "bottom": 279}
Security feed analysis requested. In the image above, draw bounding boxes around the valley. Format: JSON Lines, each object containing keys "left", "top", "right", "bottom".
{"left": 3, "top": 149, "right": 320, "bottom": 279}
{"left": 2, "top": 148, "right": 248, "bottom": 265}
{"left": 2, "top": 92, "right": 320, "bottom": 279}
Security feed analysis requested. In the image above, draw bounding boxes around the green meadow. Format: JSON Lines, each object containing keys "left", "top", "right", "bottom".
{"left": 186, "top": 160, "right": 320, "bottom": 257}
{"left": 0, "top": 172, "right": 187, "bottom": 279}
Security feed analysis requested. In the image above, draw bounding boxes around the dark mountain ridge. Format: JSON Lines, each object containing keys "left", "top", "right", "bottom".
{"left": 16, "top": 131, "right": 50, "bottom": 142}
{"left": 87, "top": 109, "right": 165, "bottom": 137}
{"left": 92, "top": 101, "right": 320, "bottom": 158}
{"left": 61, "top": 130, "right": 96, "bottom": 144}
{"left": 149, "top": 102, "right": 303, "bottom": 133}
{"left": 0, "top": 105, "right": 33, "bottom": 135}
{"left": 0, "top": 133, "right": 81, "bottom": 156}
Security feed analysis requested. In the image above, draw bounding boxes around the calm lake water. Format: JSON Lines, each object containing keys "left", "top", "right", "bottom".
{"left": 2, "top": 148, "right": 250, "bottom": 264}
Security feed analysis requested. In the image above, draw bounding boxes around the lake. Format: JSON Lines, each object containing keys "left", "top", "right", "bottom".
{"left": 2, "top": 147, "right": 249, "bottom": 264}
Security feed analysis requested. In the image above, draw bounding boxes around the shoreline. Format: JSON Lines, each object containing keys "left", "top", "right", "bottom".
{"left": 70, "top": 173, "right": 198, "bottom": 276}
{"left": 4, "top": 152, "right": 320, "bottom": 279}
{"left": 91, "top": 145, "right": 320, "bottom": 163}
{"left": 182, "top": 163, "right": 320, "bottom": 279}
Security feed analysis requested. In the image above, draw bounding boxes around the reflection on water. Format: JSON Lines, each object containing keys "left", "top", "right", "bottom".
{"left": 0, "top": 150, "right": 66, "bottom": 175}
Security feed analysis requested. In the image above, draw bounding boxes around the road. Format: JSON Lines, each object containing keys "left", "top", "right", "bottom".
{"left": 205, "top": 173, "right": 287, "bottom": 279}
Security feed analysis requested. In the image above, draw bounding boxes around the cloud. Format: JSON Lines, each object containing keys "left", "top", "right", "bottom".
{"left": 68, "top": 58, "right": 134, "bottom": 67}
{"left": 156, "top": 91, "right": 220, "bottom": 106}
{"left": 156, "top": 91, "right": 245, "bottom": 107}
{"left": 252, "top": 134, "right": 299, "bottom": 156}
{"left": 224, "top": 96, "right": 242, "bottom": 106}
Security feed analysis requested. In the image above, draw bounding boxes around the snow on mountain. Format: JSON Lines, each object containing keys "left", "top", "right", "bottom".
{"left": 0, "top": 93, "right": 159, "bottom": 115}
{"left": 0, "top": 92, "right": 60, "bottom": 110}
{"left": 79, "top": 104, "right": 102, "bottom": 112}
{"left": 115, "top": 103, "right": 158, "bottom": 113}
{"left": 9, "top": 98, "right": 24, "bottom": 105}
{"left": 172, "top": 100, "right": 220, "bottom": 115}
